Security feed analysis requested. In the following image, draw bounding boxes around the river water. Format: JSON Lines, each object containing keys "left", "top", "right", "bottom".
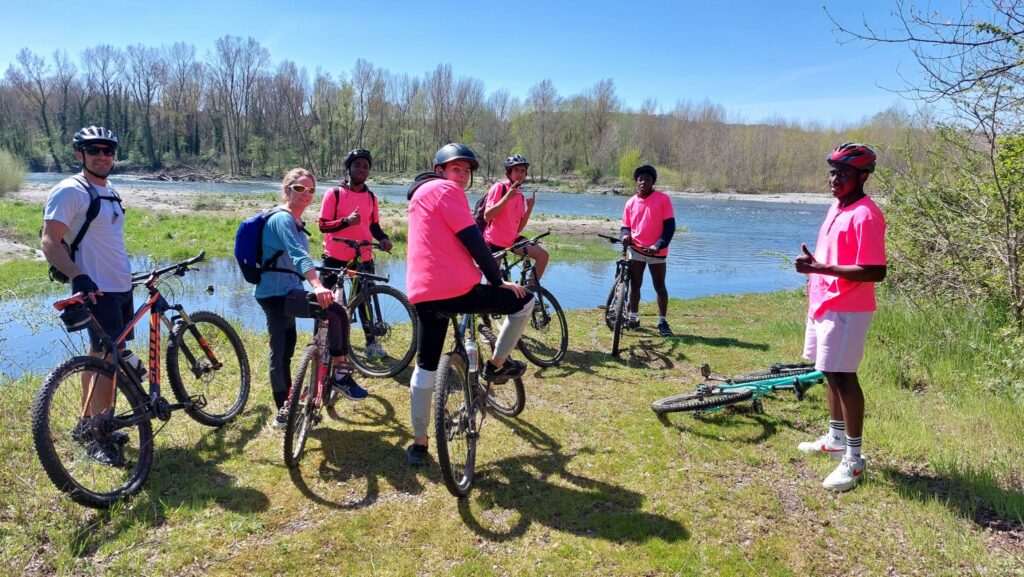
{"left": 4, "top": 174, "right": 829, "bottom": 378}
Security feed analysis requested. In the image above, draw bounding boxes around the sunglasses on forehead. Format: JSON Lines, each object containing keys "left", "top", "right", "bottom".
{"left": 288, "top": 183, "right": 316, "bottom": 195}
{"left": 83, "top": 146, "right": 116, "bottom": 157}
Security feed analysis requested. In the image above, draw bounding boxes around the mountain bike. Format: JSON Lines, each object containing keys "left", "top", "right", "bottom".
{"left": 325, "top": 238, "right": 417, "bottom": 378}
{"left": 31, "top": 252, "right": 250, "bottom": 509}
{"left": 434, "top": 311, "right": 526, "bottom": 498}
{"left": 283, "top": 265, "right": 391, "bottom": 468}
{"left": 651, "top": 362, "right": 825, "bottom": 415}
{"left": 597, "top": 234, "right": 660, "bottom": 356}
{"left": 481, "top": 231, "right": 568, "bottom": 367}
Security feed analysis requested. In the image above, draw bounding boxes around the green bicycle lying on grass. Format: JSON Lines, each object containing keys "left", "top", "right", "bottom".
{"left": 651, "top": 362, "right": 825, "bottom": 415}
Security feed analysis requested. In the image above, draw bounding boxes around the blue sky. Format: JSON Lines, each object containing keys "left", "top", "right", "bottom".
{"left": 1, "top": 1, "right": 948, "bottom": 125}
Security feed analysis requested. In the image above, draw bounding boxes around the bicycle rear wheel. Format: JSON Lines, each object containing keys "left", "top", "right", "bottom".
{"left": 611, "top": 279, "right": 628, "bottom": 356}
{"left": 167, "top": 311, "right": 251, "bottom": 427}
{"left": 348, "top": 284, "right": 418, "bottom": 378}
{"left": 284, "top": 345, "right": 321, "bottom": 468}
{"left": 730, "top": 363, "right": 817, "bottom": 384}
{"left": 31, "top": 356, "right": 154, "bottom": 509}
{"left": 478, "top": 322, "right": 526, "bottom": 417}
{"left": 518, "top": 287, "right": 568, "bottom": 367}
{"left": 650, "top": 388, "right": 754, "bottom": 414}
{"left": 604, "top": 278, "right": 621, "bottom": 331}
{"left": 434, "top": 352, "right": 476, "bottom": 497}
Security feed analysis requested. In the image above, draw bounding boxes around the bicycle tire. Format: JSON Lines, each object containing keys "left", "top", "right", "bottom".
{"left": 603, "top": 278, "right": 621, "bottom": 331}
{"left": 518, "top": 287, "right": 568, "bottom": 367}
{"left": 478, "top": 323, "right": 526, "bottom": 417}
{"left": 167, "top": 311, "right": 251, "bottom": 427}
{"left": 730, "top": 364, "right": 817, "bottom": 384}
{"left": 611, "top": 279, "right": 628, "bottom": 356}
{"left": 650, "top": 389, "right": 755, "bottom": 414}
{"left": 31, "top": 356, "right": 154, "bottom": 509}
{"left": 433, "top": 352, "right": 476, "bottom": 498}
{"left": 284, "top": 345, "right": 320, "bottom": 468}
{"left": 348, "top": 284, "right": 418, "bottom": 378}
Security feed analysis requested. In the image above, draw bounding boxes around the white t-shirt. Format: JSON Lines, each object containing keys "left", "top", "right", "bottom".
{"left": 43, "top": 176, "right": 132, "bottom": 292}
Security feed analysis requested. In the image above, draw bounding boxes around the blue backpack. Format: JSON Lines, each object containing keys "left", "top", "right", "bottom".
{"left": 234, "top": 208, "right": 303, "bottom": 284}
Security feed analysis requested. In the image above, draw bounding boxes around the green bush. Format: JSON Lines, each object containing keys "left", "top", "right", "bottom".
{"left": 618, "top": 148, "right": 641, "bottom": 188}
{"left": 0, "top": 149, "right": 26, "bottom": 196}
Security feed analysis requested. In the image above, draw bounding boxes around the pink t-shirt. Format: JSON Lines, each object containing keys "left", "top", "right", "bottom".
{"left": 319, "top": 186, "right": 379, "bottom": 262}
{"left": 483, "top": 181, "right": 525, "bottom": 248}
{"left": 622, "top": 190, "right": 675, "bottom": 257}
{"left": 807, "top": 196, "right": 887, "bottom": 318}
{"left": 406, "top": 179, "right": 483, "bottom": 303}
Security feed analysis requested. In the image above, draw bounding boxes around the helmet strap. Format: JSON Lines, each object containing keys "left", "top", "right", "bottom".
{"left": 82, "top": 162, "right": 109, "bottom": 183}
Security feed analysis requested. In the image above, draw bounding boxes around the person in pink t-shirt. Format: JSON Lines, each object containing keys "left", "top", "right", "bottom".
{"left": 318, "top": 148, "right": 394, "bottom": 359}
{"left": 795, "top": 143, "right": 887, "bottom": 492}
{"left": 483, "top": 154, "right": 549, "bottom": 283}
{"left": 403, "top": 143, "right": 535, "bottom": 467}
{"left": 620, "top": 164, "right": 677, "bottom": 336}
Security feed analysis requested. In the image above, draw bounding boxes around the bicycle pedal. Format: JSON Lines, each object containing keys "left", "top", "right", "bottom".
{"left": 189, "top": 394, "right": 208, "bottom": 409}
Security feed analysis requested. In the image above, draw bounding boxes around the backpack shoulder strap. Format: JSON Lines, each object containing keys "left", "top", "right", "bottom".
{"left": 331, "top": 187, "right": 342, "bottom": 221}
{"left": 66, "top": 175, "right": 103, "bottom": 258}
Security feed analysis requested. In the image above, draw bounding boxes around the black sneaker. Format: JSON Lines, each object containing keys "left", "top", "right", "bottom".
{"left": 85, "top": 440, "right": 126, "bottom": 467}
{"left": 482, "top": 359, "right": 527, "bottom": 383}
{"left": 72, "top": 416, "right": 128, "bottom": 446}
{"left": 658, "top": 320, "right": 674, "bottom": 336}
{"left": 624, "top": 319, "right": 640, "bottom": 330}
{"left": 406, "top": 443, "right": 429, "bottom": 466}
{"left": 272, "top": 406, "right": 289, "bottom": 429}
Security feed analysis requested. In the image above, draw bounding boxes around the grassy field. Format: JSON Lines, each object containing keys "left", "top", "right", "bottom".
{"left": 1, "top": 290, "right": 1021, "bottom": 576}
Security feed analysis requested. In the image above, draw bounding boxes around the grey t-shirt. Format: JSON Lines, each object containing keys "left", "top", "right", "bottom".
{"left": 43, "top": 176, "right": 131, "bottom": 292}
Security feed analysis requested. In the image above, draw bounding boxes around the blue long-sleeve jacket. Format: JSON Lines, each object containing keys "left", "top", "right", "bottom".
{"left": 254, "top": 209, "right": 313, "bottom": 298}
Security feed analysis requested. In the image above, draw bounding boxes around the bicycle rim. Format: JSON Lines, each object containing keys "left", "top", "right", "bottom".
{"left": 434, "top": 352, "right": 476, "bottom": 497}
{"left": 518, "top": 287, "right": 568, "bottom": 367}
{"left": 650, "top": 389, "right": 754, "bottom": 414}
{"left": 348, "top": 285, "right": 418, "bottom": 378}
{"left": 31, "top": 356, "right": 154, "bottom": 509}
{"left": 167, "top": 311, "right": 251, "bottom": 427}
{"left": 611, "top": 281, "right": 627, "bottom": 356}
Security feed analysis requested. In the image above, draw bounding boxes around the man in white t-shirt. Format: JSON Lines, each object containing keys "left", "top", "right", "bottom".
{"left": 41, "top": 125, "right": 133, "bottom": 467}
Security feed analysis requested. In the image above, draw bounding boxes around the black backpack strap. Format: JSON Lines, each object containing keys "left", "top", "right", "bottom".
{"left": 65, "top": 176, "right": 101, "bottom": 259}
{"left": 331, "top": 187, "right": 342, "bottom": 221}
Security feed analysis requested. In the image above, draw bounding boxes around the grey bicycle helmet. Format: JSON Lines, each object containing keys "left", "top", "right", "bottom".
{"left": 433, "top": 143, "right": 479, "bottom": 170}
{"left": 344, "top": 148, "right": 373, "bottom": 169}
{"left": 72, "top": 126, "right": 118, "bottom": 150}
{"left": 633, "top": 163, "right": 657, "bottom": 184}
{"left": 503, "top": 154, "right": 530, "bottom": 171}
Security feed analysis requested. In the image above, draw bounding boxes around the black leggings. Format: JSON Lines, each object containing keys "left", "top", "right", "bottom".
{"left": 414, "top": 284, "right": 533, "bottom": 372}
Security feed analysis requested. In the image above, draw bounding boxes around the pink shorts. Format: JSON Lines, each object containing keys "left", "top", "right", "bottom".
{"left": 802, "top": 310, "right": 874, "bottom": 373}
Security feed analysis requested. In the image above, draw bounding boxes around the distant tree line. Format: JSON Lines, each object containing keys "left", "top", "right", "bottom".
{"left": 3, "top": 36, "right": 926, "bottom": 191}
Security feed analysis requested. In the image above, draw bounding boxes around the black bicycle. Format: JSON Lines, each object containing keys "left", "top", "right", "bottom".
{"left": 434, "top": 311, "right": 526, "bottom": 498}
{"left": 597, "top": 234, "right": 661, "bottom": 356}
{"left": 31, "top": 252, "right": 250, "bottom": 509}
{"left": 283, "top": 265, "right": 390, "bottom": 468}
{"left": 326, "top": 239, "right": 417, "bottom": 378}
{"left": 482, "top": 231, "right": 568, "bottom": 367}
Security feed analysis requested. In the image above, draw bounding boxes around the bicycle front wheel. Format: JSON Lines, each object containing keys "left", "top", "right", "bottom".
{"left": 730, "top": 363, "right": 817, "bottom": 384}
{"left": 284, "top": 345, "right": 320, "bottom": 468}
{"left": 611, "top": 279, "right": 628, "bottom": 356}
{"left": 518, "top": 287, "right": 568, "bottom": 367}
{"left": 348, "top": 285, "right": 418, "bottom": 378}
{"left": 31, "top": 356, "right": 154, "bottom": 509}
{"left": 167, "top": 311, "right": 251, "bottom": 427}
{"left": 434, "top": 352, "right": 476, "bottom": 498}
{"left": 651, "top": 389, "right": 754, "bottom": 414}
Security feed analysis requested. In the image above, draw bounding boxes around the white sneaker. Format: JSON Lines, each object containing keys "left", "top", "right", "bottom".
{"left": 364, "top": 342, "right": 386, "bottom": 360}
{"left": 271, "top": 406, "right": 289, "bottom": 429}
{"left": 797, "top": 433, "right": 845, "bottom": 459}
{"left": 823, "top": 456, "right": 866, "bottom": 492}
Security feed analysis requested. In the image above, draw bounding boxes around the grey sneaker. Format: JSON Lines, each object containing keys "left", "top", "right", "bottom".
{"left": 85, "top": 440, "right": 126, "bottom": 467}
{"left": 364, "top": 342, "right": 387, "bottom": 360}
{"left": 272, "top": 406, "right": 289, "bottom": 429}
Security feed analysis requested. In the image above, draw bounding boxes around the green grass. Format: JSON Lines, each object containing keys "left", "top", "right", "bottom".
{"left": 1, "top": 291, "right": 1021, "bottom": 576}
{"left": 0, "top": 149, "right": 26, "bottom": 196}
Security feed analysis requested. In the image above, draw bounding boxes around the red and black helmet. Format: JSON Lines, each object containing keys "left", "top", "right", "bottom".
{"left": 827, "top": 143, "right": 876, "bottom": 173}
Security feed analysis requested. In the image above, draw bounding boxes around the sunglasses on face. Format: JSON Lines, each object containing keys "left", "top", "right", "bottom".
{"left": 84, "top": 146, "right": 116, "bottom": 157}
{"left": 288, "top": 183, "right": 315, "bottom": 195}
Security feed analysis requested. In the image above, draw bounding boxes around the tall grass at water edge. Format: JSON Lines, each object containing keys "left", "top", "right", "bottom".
{"left": 0, "top": 149, "right": 26, "bottom": 196}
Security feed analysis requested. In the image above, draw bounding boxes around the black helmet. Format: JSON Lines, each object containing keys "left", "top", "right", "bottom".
{"left": 433, "top": 143, "right": 479, "bottom": 170}
{"left": 344, "top": 148, "right": 372, "bottom": 169}
{"left": 72, "top": 126, "right": 118, "bottom": 150}
{"left": 503, "top": 154, "right": 530, "bottom": 171}
{"left": 633, "top": 163, "right": 657, "bottom": 184}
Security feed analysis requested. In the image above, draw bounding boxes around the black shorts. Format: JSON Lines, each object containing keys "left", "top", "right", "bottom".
{"left": 86, "top": 290, "right": 135, "bottom": 350}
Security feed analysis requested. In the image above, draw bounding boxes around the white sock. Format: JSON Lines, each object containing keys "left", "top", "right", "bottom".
{"left": 828, "top": 420, "right": 846, "bottom": 444}
{"left": 845, "top": 436, "right": 862, "bottom": 460}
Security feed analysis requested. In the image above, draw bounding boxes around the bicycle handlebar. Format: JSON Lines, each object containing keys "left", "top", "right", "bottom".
{"left": 316, "top": 265, "right": 390, "bottom": 284}
{"left": 491, "top": 230, "right": 551, "bottom": 259}
{"left": 596, "top": 234, "right": 658, "bottom": 256}
{"left": 131, "top": 251, "right": 206, "bottom": 286}
{"left": 331, "top": 238, "right": 390, "bottom": 253}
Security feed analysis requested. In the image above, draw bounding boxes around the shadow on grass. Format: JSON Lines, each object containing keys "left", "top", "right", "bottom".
{"left": 286, "top": 393, "right": 435, "bottom": 508}
{"left": 878, "top": 463, "right": 1024, "bottom": 536}
{"left": 653, "top": 401, "right": 811, "bottom": 446}
{"left": 68, "top": 405, "right": 273, "bottom": 557}
{"left": 456, "top": 417, "right": 689, "bottom": 544}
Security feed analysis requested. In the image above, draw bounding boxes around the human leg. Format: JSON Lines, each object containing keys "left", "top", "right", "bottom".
{"left": 526, "top": 243, "right": 549, "bottom": 281}
{"left": 408, "top": 303, "right": 449, "bottom": 451}
{"left": 257, "top": 296, "right": 296, "bottom": 410}
{"left": 648, "top": 261, "right": 672, "bottom": 335}
{"left": 627, "top": 259, "right": 646, "bottom": 324}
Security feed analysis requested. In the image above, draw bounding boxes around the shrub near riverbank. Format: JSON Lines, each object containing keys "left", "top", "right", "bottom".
{"left": 0, "top": 291, "right": 1020, "bottom": 576}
